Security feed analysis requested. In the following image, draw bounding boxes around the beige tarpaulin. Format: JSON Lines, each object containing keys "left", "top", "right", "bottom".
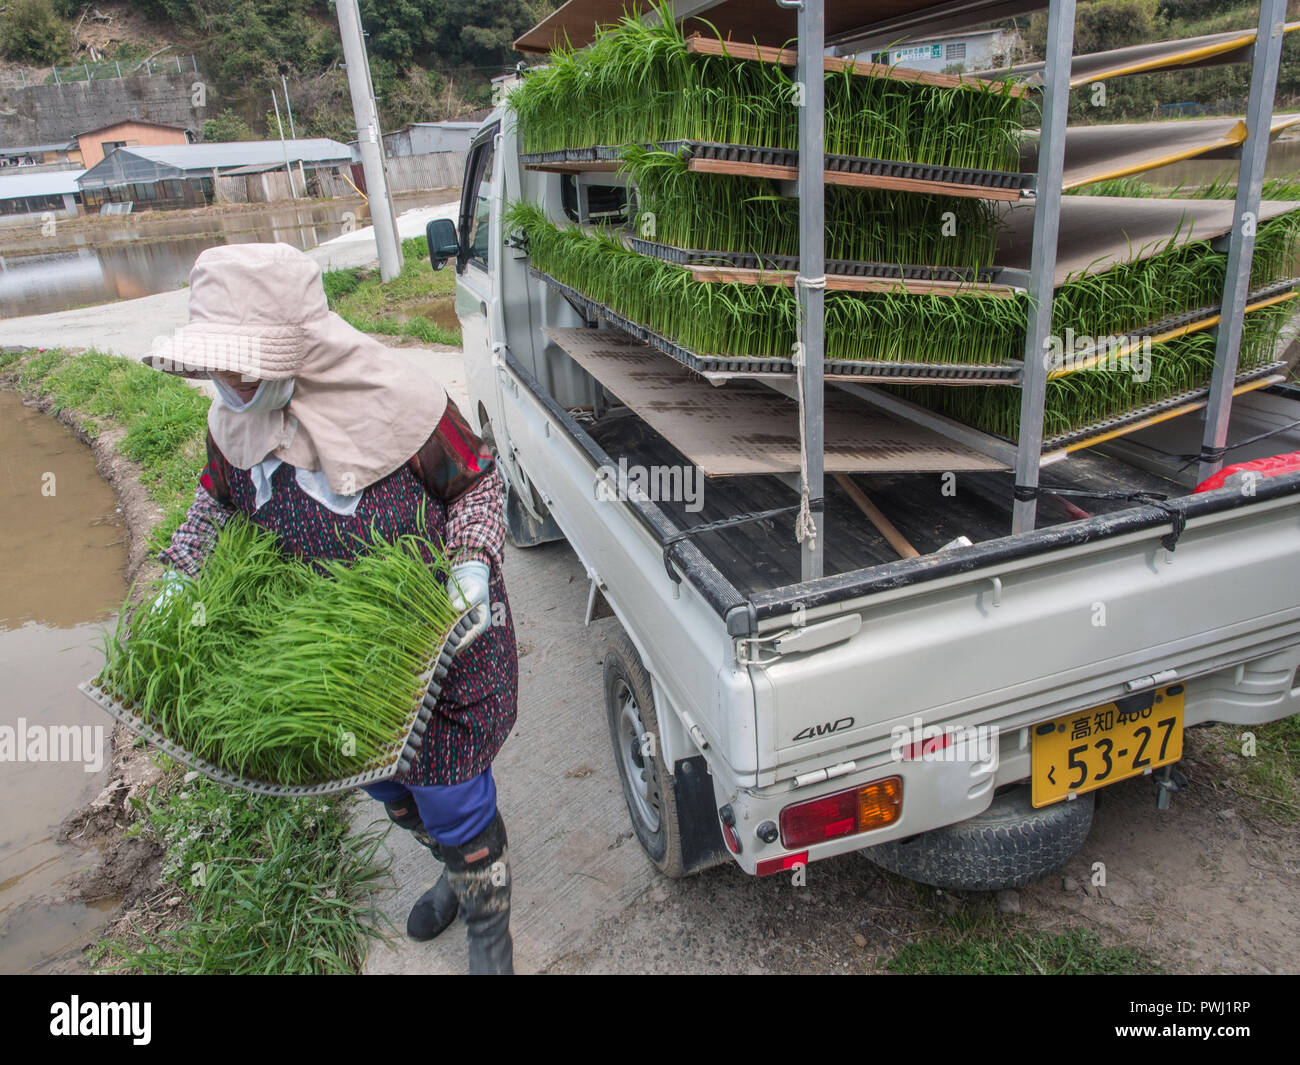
{"left": 1023, "top": 116, "right": 1300, "bottom": 191}
{"left": 995, "top": 196, "right": 1300, "bottom": 285}
{"left": 980, "top": 23, "right": 1300, "bottom": 88}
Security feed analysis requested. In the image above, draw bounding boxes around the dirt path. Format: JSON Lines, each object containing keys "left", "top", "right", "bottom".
{"left": 537, "top": 759, "right": 1298, "bottom": 975}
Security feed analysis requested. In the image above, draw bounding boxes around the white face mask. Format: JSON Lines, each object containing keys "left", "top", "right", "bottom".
{"left": 211, "top": 376, "right": 296, "bottom": 413}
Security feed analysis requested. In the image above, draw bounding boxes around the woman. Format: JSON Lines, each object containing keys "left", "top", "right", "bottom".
{"left": 147, "top": 242, "right": 519, "bottom": 975}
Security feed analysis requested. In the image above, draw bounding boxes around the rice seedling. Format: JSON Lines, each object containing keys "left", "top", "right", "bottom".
{"left": 620, "top": 145, "right": 1000, "bottom": 269}
{"left": 1052, "top": 210, "right": 1300, "bottom": 341}
{"left": 892, "top": 299, "right": 1296, "bottom": 441}
{"left": 510, "top": 2, "right": 1025, "bottom": 172}
{"left": 100, "top": 515, "right": 463, "bottom": 786}
{"left": 509, "top": 200, "right": 1027, "bottom": 363}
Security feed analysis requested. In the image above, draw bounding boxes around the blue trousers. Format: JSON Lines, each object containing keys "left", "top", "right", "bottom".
{"left": 364, "top": 769, "right": 497, "bottom": 847}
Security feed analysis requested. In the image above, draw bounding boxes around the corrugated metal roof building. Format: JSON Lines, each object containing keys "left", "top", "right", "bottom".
{"left": 76, "top": 139, "right": 352, "bottom": 210}
{"left": 0, "top": 168, "right": 86, "bottom": 220}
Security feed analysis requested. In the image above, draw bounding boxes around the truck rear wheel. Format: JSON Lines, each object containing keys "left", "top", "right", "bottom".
{"left": 603, "top": 633, "right": 685, "bottom": 878}
{"left": 861, "top": 784, "right": 1095, "bottom": 892}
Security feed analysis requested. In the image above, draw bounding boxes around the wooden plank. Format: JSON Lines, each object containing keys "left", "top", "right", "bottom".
{"left": 831, "top": 473, "right": 920, "bottom": 558}
{"left": 544, "top": 327, "right": 1008, "bottom": 476}
{"left": 683, "top": 34, "right": 1031, "bottom": 97}
{"left": 683, "top": 263, "right": 1021, "bottom": 297}
{"left": 685, "top": 156, "right": 1025, "bottom": 201}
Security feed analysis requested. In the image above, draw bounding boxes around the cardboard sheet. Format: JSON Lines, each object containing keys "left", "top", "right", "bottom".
{"left": 544, "top": 327, "right": 1008, "bottom": 475}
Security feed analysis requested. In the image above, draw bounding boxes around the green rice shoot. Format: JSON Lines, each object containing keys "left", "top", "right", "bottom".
{"left": 509, "top": 2, "right": 1026, "bottom": 172}
{"left": 891, "top": 299, "right": 1297, "bottom": 442}
{"left": 99, "top": 516, "right": 463, "bottom": 787}
{"left": 509, "top": 200, "right": 1028, "bottom": 364}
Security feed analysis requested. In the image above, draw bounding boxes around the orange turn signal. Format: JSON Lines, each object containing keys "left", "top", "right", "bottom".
{"left": 779, "top": 776, "right": 903, "bottom": 849}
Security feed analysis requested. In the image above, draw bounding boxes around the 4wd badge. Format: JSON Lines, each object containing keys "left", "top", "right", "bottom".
{"left": 793, "top": 717, "right": 854, "bottom": 742}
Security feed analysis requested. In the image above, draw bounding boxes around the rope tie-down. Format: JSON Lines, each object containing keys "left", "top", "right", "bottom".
{"left": 793, "top": 273, "right": 828, "bottom": 550}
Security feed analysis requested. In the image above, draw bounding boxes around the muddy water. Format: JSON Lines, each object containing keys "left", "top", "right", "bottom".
{"left": 0, "top": 190, "right": 445, "bottom": 318}
{"left": 0, "top": 390, "right": 127, "bottom": 972}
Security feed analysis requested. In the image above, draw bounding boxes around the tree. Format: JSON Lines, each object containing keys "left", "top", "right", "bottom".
{"left": 0, "top": 0, "right": 73, "bottom": 65}
{"left": 203, "top": 109, "right": 256, "bottom": 141}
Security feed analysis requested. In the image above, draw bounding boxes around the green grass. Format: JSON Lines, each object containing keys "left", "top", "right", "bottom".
{"left": 322, "top": 235, "right": 460, "bottom": 346}
{"left": 880, "top": 880, "right": 1159, "bottom": 975}
{"left": 93, "top": 779, "right": 392, "bottom": 975}
{"left": 510, "top": 2, "right": 1026, "bottom": 171}
{"left": 890, "top": 925, "right": 1157, "bottom": 975}
{"left": 0, "top": 348, "right": 393, "bottom": 974}
{"left": 1052, "top": 211, "right": 1300, "bottom": 341}
{"left": 1242, "top": 713, "right": 1300, "bottom": 819}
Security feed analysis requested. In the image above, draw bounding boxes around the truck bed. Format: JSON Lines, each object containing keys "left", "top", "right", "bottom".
{"left": 587, "top": 407, "right": 1187, "bottom": 597}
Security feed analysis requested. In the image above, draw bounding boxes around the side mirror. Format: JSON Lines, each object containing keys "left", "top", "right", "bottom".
{"left": 427, "top": 218, "right": 459, "bottom": 271}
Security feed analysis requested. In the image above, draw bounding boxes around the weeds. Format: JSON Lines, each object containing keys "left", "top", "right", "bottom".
{"left": 94, "top": 779, "right": 391, "bottom": 974}
{"left": 322, "top": 235, "right": 459, "bottom": 346}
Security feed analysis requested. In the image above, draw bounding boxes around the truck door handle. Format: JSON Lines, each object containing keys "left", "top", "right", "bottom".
{"left": 480, "top": 301, "right": 487, "bottom": 316}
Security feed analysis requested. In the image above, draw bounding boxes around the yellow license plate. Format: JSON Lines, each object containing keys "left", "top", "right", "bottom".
{"left": 1031, "top": 685, "right": 1184, "bottom": 808}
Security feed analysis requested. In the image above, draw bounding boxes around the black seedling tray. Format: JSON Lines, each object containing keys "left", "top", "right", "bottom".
{"left": 531, "top": 268, "right": 1023, "bottom": 381}
{"left": 521, "top": 141, "right": 1034, "bottom": 194}
{"left": 626, "top": 236, "right": 1006, "bottom": 285}
{"left": 1035, "top": 363, "right": 1287, "bottom": 453}
{"left": 79, "top": 610, "right": 473, "bottom": 797}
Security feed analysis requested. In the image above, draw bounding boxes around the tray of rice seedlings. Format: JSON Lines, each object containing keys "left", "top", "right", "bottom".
{"left": 80, "top": 516, "right": 474, "bottom": 796}
{"left": 888, "top": 300, "right": 1295, "bottom": 449}
{"left": 511, "top": 201, "right": 1027, "bottom": 379}
{"left": 619, "top": 146, "right": 1004, "bottom": 282}
{"left": 1050, "top": 210, "right": 1300, "bottom": 343}
{"left": 509, "top": 3, "right": 1028, "bottom": 183}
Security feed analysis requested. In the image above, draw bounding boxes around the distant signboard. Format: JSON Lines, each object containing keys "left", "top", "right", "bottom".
{"left": 870, "top": 43, "right": 943, "bottom": 64}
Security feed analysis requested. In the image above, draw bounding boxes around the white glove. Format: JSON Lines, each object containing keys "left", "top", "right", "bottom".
{"left": 448, "top": 560, "right": 492, "bottom": 650}
{"left": 150, "top": 569, "right": 193, "bottom": 614}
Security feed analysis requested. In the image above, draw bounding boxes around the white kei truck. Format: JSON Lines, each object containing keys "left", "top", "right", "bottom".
{"left": 423, "top": 110, "right": 1300, "bottom": 890}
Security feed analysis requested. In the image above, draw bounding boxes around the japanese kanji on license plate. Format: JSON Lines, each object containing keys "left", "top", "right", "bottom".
{"left": 1031, "top": 685, "right": 1185, "bottom": 808}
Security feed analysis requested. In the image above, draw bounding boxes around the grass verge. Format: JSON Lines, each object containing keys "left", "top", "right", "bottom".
{"left": 885, "top": 886, "right": 1159, "bottom": 975}
{"left": 0, "top": 346, "right": 394, "bottom": 974}
{"left": 322, "top": 235, "right": 460, "bottom": 346}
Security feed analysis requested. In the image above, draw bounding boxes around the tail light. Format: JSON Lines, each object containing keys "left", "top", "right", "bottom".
{"left": 779, "top": 777, "right": 902, "bottom": 849}
{"left": 757, "top": 852, "right": 808, "bottom": 877}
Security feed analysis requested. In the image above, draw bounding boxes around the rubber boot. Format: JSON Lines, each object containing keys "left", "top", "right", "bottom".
{"left": 407, "top": 870, "right": 459, "bottom": 941}
{"left": 441, "top": 812, "right": 513, "bottom": 975}
{"left": 386, "top": 801, "right": 460, "bottom": 941}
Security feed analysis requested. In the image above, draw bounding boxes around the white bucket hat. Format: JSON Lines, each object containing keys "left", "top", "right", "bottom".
{"left": 143, "top": 242, "right": 448, "bottom": 494}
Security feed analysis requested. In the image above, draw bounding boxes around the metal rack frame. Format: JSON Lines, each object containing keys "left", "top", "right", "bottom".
{"left": 779, "top": 0, "right": 1292, "bottom": 572}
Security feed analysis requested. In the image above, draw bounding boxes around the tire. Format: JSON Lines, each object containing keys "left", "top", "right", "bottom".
{"left": 861, "top": 784, "right": 1095, "bottom": 892}
{"left": 603, "top": 633, "right": 685, "bottom": 877}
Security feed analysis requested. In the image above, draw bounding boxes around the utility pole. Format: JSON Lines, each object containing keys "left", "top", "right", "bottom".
{"left": 271, "top": 88, "right": 298, "bottom": 199}
{"left": 334, "top": 0, "right": 401, "bottom": 280}
{"left": 281, "top": 74, "right": 298, "bottom": 138}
